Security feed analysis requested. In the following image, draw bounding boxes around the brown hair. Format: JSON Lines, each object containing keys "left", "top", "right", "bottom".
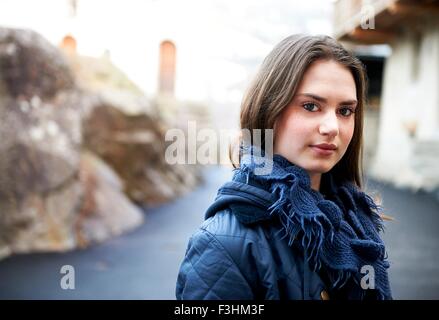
{"left": 235, "top": 34, "right": 368, "bottom": 188}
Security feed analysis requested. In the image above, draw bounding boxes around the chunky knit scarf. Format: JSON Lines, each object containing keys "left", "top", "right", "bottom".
{"left": 236, "top": 148, "right": 392, "bottom": 300}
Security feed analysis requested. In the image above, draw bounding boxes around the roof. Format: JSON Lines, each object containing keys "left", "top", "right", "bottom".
{"left": 334, "top": 0, "right": 439, "bottom": 44}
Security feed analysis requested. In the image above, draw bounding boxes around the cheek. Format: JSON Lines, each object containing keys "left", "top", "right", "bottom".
{"left": 340, "top": 121, "right": 355, "bottom": 148}
{"left": 277, "top": 116, "right": 312, "bottom": 149}
{"left": 291, "top": 122, "right": 313, "bottom": 146}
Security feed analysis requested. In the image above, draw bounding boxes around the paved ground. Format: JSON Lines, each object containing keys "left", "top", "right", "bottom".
{"left": 0, "top": 166, "right": 438, "bottom": 299}
{"left": 0, "top": 167, "right": 232, "bottom": 300}
{"left": 369, "top": 179, "right": 439, "bottom": 299}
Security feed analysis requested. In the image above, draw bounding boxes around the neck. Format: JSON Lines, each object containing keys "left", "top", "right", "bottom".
{"left": 309, "top": 172, "right": 321, "bottom": 191}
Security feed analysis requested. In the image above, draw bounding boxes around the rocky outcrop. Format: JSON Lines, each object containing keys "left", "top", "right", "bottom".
{"left": 0, "top": 28, "right": 74, "bottom": 99}
{"left": 72, "top": 51, "right": 202, "bottom": 206}
{"left": 0, "top": 28, "right": 87, "bottom": 258}
{"left": 82, "top": 102, "right": 201, "bottom": 205}
{"left": 0, "top": 27, "right": 200, "bottom": 260}
{"left": 77, "top": 151, "right": 143, "bottom": 246}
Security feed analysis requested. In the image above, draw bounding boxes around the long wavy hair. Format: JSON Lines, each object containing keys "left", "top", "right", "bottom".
{"left": 233, "top": 34, "right": 368, "bottom": 189}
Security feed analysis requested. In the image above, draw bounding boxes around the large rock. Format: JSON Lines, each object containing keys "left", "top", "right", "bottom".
{"left": 0, "top": 27, "right": 202, "bottom": 260}
{"left": 0, "top": 27, "right": 84, "bottom": 258}
{"left": 0, "top": 28, "right": 74, "bottom": 99}
{"left": 0, "top": 27, "right": 144, "bottom": 259}
{"left": 72, "top": 53, "right": 202, "bottom": 206}
{"left": 77, "top": 151, "right": 144, "bottom": 247}
{"left": 82, "top": 102, "right": 201, "bottom": 205}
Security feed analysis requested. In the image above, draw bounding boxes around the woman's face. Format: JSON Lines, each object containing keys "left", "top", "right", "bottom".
{"left": 274, "top": 59, "right": 357, "bottom": 177}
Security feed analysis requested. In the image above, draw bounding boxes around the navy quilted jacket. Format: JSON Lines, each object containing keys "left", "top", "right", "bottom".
{"left": 176, "top": 179, "right": 339, "bottom": 300}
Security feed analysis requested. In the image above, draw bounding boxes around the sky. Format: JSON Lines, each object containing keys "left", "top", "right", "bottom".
{"left": 0, "top": 0, "right": 335, "bottom": 106}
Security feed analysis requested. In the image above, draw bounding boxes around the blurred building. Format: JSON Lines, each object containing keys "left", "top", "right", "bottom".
{"left": 334, "top": 0, "right": 439, "bottom": 192}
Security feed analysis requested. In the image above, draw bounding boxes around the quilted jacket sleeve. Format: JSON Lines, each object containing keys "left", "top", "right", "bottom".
{"left": 176, "top": 228, "right": 254, "bottom": 300}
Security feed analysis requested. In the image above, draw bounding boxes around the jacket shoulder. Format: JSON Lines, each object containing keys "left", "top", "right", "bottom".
{"left": 201, "top": 209, "right": 271, "bottom": 247}
{"left": 176, "top": 215, "right": 255, "bottom": 299}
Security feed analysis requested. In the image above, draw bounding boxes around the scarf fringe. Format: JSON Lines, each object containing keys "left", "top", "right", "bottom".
{"left": 269, "top": 191, "right": 329, "bottom": 272}
{"left": 349, "top": 184, "right": 386, "bottom": 233}
{"left": 238, "top": 151, "right": 392, "bottom": 299}
{"left": 243, "top": 166, "right": 333, "bottom": 272}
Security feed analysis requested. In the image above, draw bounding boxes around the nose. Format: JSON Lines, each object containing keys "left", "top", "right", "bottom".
{"left": 319, "top": 111, "right": 339, "bottom": 137}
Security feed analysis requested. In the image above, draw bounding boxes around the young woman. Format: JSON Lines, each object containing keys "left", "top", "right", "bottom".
{"left": 175, "top": 34, "right": 392, "bottom": 300}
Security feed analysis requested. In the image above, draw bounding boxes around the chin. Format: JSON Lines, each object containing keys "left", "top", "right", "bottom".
{"left": 305, "top": 162, "right": 335, "bottom": 174}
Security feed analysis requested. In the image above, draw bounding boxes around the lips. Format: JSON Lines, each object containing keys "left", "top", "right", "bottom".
{"left": 311, "top": 143, "right": 337, "bottom": 150}
{"left": 310, "top": 143, "right": 337, "bottom": 156}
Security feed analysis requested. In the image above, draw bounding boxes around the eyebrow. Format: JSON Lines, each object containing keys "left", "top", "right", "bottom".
{"left": 296, "top": 93, "right": 358, "bottom": 106}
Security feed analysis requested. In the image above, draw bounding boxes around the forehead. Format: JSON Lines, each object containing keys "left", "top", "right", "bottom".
{"left": 296, "top": 59, "right": 357, "bottom": 99}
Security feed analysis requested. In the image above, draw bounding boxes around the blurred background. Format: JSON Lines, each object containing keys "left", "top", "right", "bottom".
{"left": 0, "top": 0, "right": 438, "bottom": 299}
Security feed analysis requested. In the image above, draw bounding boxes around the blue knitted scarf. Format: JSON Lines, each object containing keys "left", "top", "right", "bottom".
{"left": 236, "top": 148, "right": 392, "bottom": 300}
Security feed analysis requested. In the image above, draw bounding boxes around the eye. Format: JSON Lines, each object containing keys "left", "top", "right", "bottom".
{"left": 338, "top": 107, "right": 355, "bottom": 117}
{"left": 302, "top": 102, "right": 319, "bottom": 112}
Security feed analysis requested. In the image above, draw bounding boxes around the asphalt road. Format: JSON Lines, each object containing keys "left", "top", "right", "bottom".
{"left": 0, "top": 166, "right": 438, "bottom": 299}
